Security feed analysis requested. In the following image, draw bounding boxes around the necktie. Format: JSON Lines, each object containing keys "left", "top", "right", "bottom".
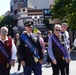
{"left": 29, "top": 34, "right": 32, "bottom": 39}
{"left": 29, "top": 34, "right": 31, "bottom": 37}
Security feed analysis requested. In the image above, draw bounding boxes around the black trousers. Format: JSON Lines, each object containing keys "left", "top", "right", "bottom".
{"left": 0, "top": 69, "right": 10, "bottom": 75}
{"left": 47, "top": 53, "right": 51, "bottom": 63}
{"left": 65, "top": 63, "right": 69, "bottom": 75}
{"left": 0, "top": 63, "right": 10, "bottom": 75}
{"left": 51, "top": 58, "right": 66, "bottom": 75}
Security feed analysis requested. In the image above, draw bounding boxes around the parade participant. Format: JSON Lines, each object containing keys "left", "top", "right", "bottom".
{"left": 0, "top": 26, "right": 17, "bottom": 75}
{"left": 48, "top": 24, "right": 70, "bottom": 75}
{"left": 61, "top": 23, "right": 71, "bottom": 75}
{"left": 18, "top": 21, "right": 43, "bottom": 75}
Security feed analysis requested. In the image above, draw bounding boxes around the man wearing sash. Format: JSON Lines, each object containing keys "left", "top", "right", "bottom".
{"left": 48, "top": 24, "right": 70, "bottom": 75}
{"left": 18, "top": 21, "right": 43, "bottom": 75}
{"left": 0, "top": 26, "right": 17, "bottom": 75}
{"left": 61, "top": 23, "right": 71, "bottom": 75}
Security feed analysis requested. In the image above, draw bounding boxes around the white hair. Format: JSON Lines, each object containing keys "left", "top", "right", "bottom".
{"left": 1, "top": 26, "right": 8, "bottom": 32}
{"left": 54, "top": 24, "right": 61, "bottom": 30}
{"left": 61, "top": 23, "right": 67, "bottom": 26}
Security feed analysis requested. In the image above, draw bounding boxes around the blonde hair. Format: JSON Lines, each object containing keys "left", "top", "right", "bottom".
{"left": 37, "top": 30, "right": 41, "bottom": 34}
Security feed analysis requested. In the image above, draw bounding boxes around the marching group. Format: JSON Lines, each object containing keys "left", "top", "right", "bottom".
{"left": 0, "top": 21, "right": 74, "bottom": 75}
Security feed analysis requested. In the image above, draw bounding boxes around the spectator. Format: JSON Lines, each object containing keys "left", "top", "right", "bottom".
{"left": 44, "top": 30, "right": 52, "bottom": 65}
{"left": 37, "top": 30, "right": 45, "bottom": 54}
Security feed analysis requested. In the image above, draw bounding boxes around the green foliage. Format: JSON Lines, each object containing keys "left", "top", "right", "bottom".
{"left": 51, "top": 0, "right": 76, "bottom": 29}
{"left": 0, "top": 15, "right": 14, "bottom": 36}
{"left": 43, "top": 18, "right": 54, "bottom": 30}
{"left": 0, "top": 15, "right": 14, "bottom": 28}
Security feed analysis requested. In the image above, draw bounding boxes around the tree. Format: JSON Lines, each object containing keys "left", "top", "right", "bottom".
{"left": 0, "top": 15, "right": 14, "bottom": 36}
{"left": 51, "top": 0, "right": 76, "bottom": 30}
{"left": 43, "top": 18, "right": 54, "bottom": 30}
{"left": 0, "top": 15, "right": 14, "bottom": 27}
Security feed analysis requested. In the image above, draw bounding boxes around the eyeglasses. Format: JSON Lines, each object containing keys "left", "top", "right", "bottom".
{"left": 55, "top": 29, "right": 61, "bottom": 32}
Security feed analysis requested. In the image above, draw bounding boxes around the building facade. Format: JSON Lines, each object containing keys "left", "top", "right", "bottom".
{"left": 10, "top": 0, "right": 54, "bottom": 26}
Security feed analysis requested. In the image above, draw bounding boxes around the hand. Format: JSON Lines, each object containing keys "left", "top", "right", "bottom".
{"left": 52, "top": 59, "right": 57, "bottom": 64}
{"left": 10, "top": 60, "right": 15, "bottom": 67}
{"left": 21, "top": 61, "right": 25, "bottom": 67}
{"left": 66, "top": 58, "right": 71, "bottom": 63}
{"left": 39, "top": 59, "right": 43, "bottom": 64}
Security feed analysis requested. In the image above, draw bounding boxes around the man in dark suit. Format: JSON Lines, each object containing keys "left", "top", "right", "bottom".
{"left": 18, "top": 21, "right": 43, "bottom": 75}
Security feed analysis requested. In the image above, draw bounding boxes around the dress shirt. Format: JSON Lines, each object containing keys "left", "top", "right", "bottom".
{"left": 48, "top": 36, "right": 55, "bottom": 60}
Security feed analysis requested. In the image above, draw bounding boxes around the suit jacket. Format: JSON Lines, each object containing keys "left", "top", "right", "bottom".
{"left": 18, "top": 33, "right": 43, "bottom": 66}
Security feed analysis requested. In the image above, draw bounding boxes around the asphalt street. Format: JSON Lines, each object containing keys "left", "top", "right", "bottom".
{"left": 10, "top": 50, "right": 76, "bottom": 75}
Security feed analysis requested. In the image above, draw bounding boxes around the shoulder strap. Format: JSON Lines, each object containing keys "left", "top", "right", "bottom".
{"left": 0, "top": 42, "right": 11, "bottom": 63}
{"left": 51, "top": 34, "right": 68, "bottom": 59}
{"left": 21, "top": 34, "right": 40, "bottom": 59}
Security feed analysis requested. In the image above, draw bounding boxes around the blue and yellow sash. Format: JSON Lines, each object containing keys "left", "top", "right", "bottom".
{"left": 21, "top": 34, "right": 40, "bottom": 59}
{"left": 51, "top": 34, "right": 68, "bottom": 59}
{"left": 0, "top": 42, "right": 11, "bottom": 63}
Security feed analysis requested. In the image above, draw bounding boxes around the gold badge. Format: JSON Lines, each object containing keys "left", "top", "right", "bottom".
{"left": 7, "top": 63, "right": 9, "bottom": 68}
{"left": 33, "top": 56, "right": 38, "bottom": 63}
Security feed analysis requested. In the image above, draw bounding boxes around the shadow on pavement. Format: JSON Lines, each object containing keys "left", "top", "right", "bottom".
{"left": 70, "top": 50, "right": 76, "bottom": 60}
{"left": 10, "top": 72, "right": 24, "bottom": 75}
{"left": 42, "top": 64, "right": 51, "bottom": 68}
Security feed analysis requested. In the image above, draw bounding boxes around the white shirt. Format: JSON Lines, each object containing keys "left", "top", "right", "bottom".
{"left": 64, "top": 31, "right": 70, "bottom": 49}
{"left": 0, "top": 36, "right": 17, "bottom": 60}
{"left": 65, "top": 31, "right": 69, "bottom": 39}
{"left": 74, "top": 38, "right": 76, "bottom": 47}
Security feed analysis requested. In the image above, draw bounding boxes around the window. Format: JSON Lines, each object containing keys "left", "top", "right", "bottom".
{"left": 23, "top": 9, "right": 25, "bottom": 12}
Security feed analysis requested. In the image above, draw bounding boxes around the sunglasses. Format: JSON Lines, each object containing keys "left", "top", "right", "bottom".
{"left": 1, "top": 30, "right": 7, "bottom": 34}
{"left": 26, "top": 25, "right": 33, "bottom": 27}
{"left": 55, "top": 29, "right": 61, "bottom": 32}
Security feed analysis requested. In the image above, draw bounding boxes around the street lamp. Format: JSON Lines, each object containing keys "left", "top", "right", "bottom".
{"left": 6, "top": 25, "right": 8, "bottom": 27}
{"left": 37, "top": 15, "right": 40, "bottom": 24}
{"left": 37, "top": 15, "right": 40, "bottom": 19}
{"left": 32, "top": 15, "right": 35, "bottom": 27}
{"left": 6, "top": 25, "right": 13, "bottom": 36}
{"left": 32, "top": 15, "right": 40, "bottom": 28}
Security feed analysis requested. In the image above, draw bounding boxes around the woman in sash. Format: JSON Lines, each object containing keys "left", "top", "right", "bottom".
{"left": 48, "top": 24, "right": 70, "bottom": 75}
